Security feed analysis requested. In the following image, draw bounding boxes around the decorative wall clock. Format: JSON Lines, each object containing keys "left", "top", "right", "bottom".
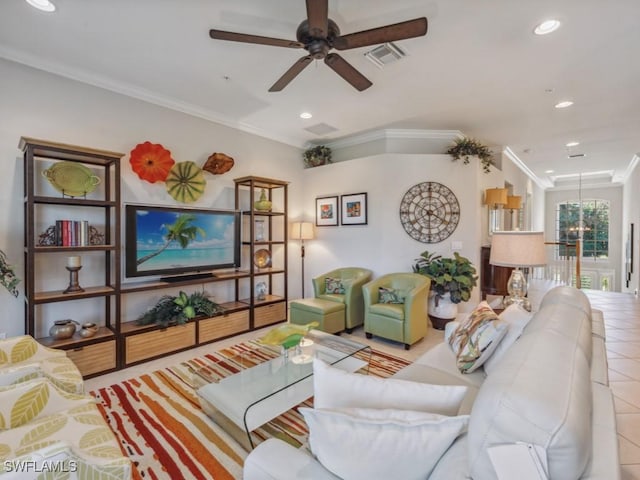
{"left": 399, "top": 182, "right": 460, "bottom": 243}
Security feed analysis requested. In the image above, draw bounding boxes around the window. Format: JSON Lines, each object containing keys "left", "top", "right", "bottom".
{"left": 556, "top": 199, "right": 610, "bottom": 259}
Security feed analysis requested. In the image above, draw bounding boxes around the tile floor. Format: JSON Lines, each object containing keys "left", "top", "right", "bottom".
{"left": 85, "top": 290, "right": 640, "bottom": 479}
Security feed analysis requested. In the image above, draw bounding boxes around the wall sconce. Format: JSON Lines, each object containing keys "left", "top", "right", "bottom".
{"left": 484, "top": 188, "right": 508, "bottom": 234}
{"left": 506, "top": 195, "right": 522, "bottom": 231}
{"left": 291, "top": 222, "right": 315, "bottom": 298}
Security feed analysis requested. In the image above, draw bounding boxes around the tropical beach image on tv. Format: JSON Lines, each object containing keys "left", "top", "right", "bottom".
{"left": 125, "top": 204, "right": 241, "bottom": 279}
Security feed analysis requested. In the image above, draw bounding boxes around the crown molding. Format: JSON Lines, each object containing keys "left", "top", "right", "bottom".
{"left": 0, "top": 46, "right": 302, "bottom": 148}
{"left": 614, "top": 154, "right": 640, "bottom": 184}
{"left": 503, "top": 147, "right": 553, "bottom": 189}
{"left": 310, "top": 129, "right": 463, "bottom": 150}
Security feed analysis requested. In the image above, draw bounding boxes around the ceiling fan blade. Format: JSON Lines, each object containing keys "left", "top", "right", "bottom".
{"left": 269, "top": 55, "right": 314, "bottom": 92}
{"left": 324, "top": 53, "right": 372, "bottom": 91}
{"left": 209, "top": 29, "right": 303, "bottom": 49}
{"left": 306, "top": 0, "right": 329, "bottom": 37}
{"left": 333, "top": 17, "right": 428, "bottom": 50}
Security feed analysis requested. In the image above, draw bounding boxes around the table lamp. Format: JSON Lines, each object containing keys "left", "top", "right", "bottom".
{"left": 485, "top": 187, "right": 508, "bottom": 234}
{"left": 291, "top": 222, "right": 314, "bottom": 298}
{"left": 489, "top": 231, "right": 547, "bottom": 311}
{"left": 506, "top": 195, "right": 522, "bottom": 230}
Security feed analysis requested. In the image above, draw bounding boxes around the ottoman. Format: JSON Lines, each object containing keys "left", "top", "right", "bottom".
{"left": 290, "top": 298, "right": 346, "bottom": 334}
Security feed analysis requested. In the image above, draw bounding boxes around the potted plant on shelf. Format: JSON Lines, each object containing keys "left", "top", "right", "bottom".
{"left": 302, "top": 145, "right": 332, "bottom": 168}
{"left": 136, "top": 290, "right": 225, "bottom": 327}
{"left": 412, "top": 251, "right": 478, "bottom": 329}
{"left": 446, "top": 137, "right": 494, "bottom": 173}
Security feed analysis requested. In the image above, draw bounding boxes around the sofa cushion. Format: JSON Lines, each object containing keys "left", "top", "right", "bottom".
{"left": 483, "top": 304, "right": 533, "bottom": 376}
{"left": 429, "top": 433, "right": 470, "bottom": 480}
{"left": 539, "top": 285, "right": 592, "bottom": 320}
{"left": 313, "top": 358, "right": 467, "bottom": 416}
{"left": 300, "top": 407, "right": 469, "bottom": 480}
{"left": 0, "top": 378, "right": 94, "bottom": 429}
{"left": 369, "top": 303, "right": 404, "bottom": 320}
{"left": 467, "top": 303, "right": 593, "bottom": 480}
{"left": 449, "top": 301, "right": 508, "bottom": 373}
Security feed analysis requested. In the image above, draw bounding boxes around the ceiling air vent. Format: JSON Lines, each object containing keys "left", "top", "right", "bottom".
{"left": 364, "top": 42, "right": 406, "bottom": 68}
{"left": 568, "top": 153, "right": 586, "bottom": 158}
{"left": 304, "top": 123, "right": 339, "bottom": 135}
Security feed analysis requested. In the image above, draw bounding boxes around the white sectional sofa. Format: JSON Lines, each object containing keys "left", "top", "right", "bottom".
{"left": 243, "top": 286, "right": 620, "bottom": 479}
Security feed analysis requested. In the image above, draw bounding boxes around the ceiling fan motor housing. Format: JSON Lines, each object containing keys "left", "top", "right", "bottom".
{"left": 296, "top": 19, "right": 340, "bottom": 59}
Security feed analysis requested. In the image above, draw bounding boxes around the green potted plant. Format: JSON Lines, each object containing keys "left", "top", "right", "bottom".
{"left": 136, "top": 290, "right": 225, "bottom": 327}
{"left": 413, "top": 251, "right": 478, "bottom": 329}
{"left": 446, "top": 137, "right": 494, "bottom": 173}
{"left": 303, "top": 145, "right": 332, "bottom": 168}
{"left": 0, "top": 248, "right": 19, "bottom": 297}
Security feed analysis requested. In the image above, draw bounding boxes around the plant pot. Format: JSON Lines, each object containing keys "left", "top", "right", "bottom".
{"left": 428, "top": 293, "right": 458, "bottom": 330}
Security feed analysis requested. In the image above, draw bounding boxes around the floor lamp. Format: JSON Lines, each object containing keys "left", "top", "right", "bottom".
{"left": 490, "top": 231, "right": 547, "bottom": 311}
{"left": 291, "top": 222, "right": 314, "bottom": 298}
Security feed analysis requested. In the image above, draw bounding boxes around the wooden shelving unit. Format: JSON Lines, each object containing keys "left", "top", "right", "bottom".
{"left": 234, "top": 176, "right": 289, "bottom": 329}
{"left": 21, "top": 137, "right": 122, "bottom": 378}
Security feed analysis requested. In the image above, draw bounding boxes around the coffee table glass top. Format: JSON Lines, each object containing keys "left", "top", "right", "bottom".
{"left": 196, "top": 329, "right": 371, "bottom": 448}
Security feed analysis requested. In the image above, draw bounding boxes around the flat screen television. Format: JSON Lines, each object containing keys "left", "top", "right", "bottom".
{"left": 125, "top": 204, "right": 241, "bottom": 280}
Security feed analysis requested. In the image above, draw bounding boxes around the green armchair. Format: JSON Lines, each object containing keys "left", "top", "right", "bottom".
{"left": 312, "top": 267, "right": 373, "bottom": 332}
{"left": 363, "top": 273, "right": 431, "bottom": 350}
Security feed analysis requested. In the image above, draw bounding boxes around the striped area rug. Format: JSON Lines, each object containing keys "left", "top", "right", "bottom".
{"left": 91, "top": 342, "right": 410, "bottom": 480}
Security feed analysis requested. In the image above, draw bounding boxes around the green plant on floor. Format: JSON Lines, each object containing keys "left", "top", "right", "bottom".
{"left": 0, "top": 248, "right": 20, "bottom": 297}
{"left": 412, "top": 251, "right": 478, "bottom": 305}
{"left": 136, "top": 290, "right": 224, "bottom": 327}
{"left": 446, "top": 137, "right": 494, "bottom": 173}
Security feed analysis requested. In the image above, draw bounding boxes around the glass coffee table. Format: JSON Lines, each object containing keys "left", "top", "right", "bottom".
{"left": 196, "top": 329, "right": 371, "bottom": 450}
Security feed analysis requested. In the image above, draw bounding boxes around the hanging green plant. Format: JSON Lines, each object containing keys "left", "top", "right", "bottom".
{"left": 136, "top": 290, "right": 225, "bottom": 327}
{"left": 0, "top": 249, "right": 19, "bottom": 297}
{"left": 303, "top": 145, "right": 332, "bottom": 168}
{"left": 446, "top": 137, "right": 494, "bottom": 173}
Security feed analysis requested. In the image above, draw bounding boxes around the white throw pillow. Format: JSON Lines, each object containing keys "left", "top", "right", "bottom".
{"left": 483, "top": 304, "right": 533, "bottom": 375}
{"left": 300, "top": 407, "right": 469, "bottom": 480}
{"left": 313, "top": 358, "right": 467, "bottom": 416}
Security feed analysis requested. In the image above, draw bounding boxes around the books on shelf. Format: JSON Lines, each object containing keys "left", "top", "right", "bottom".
{"left": 55, "top": 220, "right": 90, "bottom": 246}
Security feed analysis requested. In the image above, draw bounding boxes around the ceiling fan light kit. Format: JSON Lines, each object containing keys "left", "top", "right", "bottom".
{"left": 209, "top": 0, "right": 427, "bottom": 92}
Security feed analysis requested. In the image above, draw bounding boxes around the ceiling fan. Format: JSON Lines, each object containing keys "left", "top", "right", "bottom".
{"left": 209, "top": 0, "right": 428, "bottom": 92}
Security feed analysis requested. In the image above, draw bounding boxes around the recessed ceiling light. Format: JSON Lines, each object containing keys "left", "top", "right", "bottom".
{"left": 566, "top": 141, "right": 580, "bottom": 147}
{"left": 545, "top": 170, "right": 555, "bottom": 174}
{"left": 555, "top": 100, "right": 574, "bottom": 109}
{"left": 300, "top": 112, "right": 312, "bottom": 119}
{"left": 534, "top": 19, "right": 561, "bottom": 35}
{"left": 25, "top": 0, "right": 56, "bottom": 12}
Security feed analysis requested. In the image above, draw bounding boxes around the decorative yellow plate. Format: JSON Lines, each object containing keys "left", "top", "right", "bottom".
{"left": 42, "top": 162, "right": 101, "bottom": 197}
{"left": 254, "top": 249, "right": 272, "bottom": 268}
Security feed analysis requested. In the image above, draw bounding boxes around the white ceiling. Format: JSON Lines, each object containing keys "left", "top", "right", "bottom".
{"left": 1, "top": 0, "right": 639, "bottom": 188}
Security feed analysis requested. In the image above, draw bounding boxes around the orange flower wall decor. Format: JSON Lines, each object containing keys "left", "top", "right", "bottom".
{"left": 129, "top": 141, "right": 175, "bottom": 183}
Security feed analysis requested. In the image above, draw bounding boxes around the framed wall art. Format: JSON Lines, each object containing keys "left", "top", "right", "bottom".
{"left": 341, "top": 192, "right": 368, "bottom": 226}
{"left": 316, "top": 196, "right": 339, "bottom": 226}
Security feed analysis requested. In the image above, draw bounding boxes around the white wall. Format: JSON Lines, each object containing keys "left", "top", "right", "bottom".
{"left": 0, "top": 58, "right": 538, "bottom": 336}
{"left": 0, "top": 59, "right": 303, "bottom": 337}
{"left": 299, "top": 153, "right": 485, "bottom": 311}
{"left": 622, "top": 164, "right": 640, "bottom": 293}
{"left": 545, "top": 185, "right": 623, "bottom": 291}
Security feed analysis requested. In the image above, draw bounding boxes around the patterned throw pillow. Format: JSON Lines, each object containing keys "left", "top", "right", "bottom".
{"left": 325, "top": 277, "right": 345, "bottom": 294}
{"left": 448, "top": 301, "right": 508, "bottom": 373}
{"left": 379, "top": 286, "right": 404, "bottom": 304}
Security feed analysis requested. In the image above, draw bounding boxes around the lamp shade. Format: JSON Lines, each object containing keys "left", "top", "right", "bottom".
{"left": 484, "top": 188, "right": 508, "bottom": 207}
{"left": 489, "top": 231, "right": 547, "bottom": 267}
{"left": 506, "top": 195, "right": 522, "bottom": 210}
{"left": 291, "top": 222, "right": 314, "bottom": 240}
